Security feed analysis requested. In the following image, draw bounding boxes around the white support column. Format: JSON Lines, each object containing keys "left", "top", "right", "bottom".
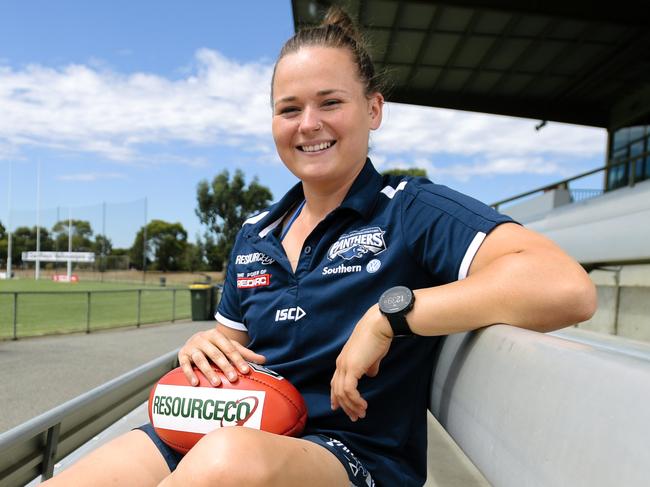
{"left": 5, "top": 161, "right": 12, "bottom": 279}
{"left": 35, "top": 161, "right": 41, "bottom": 280}
{"left": 67, "top": 208, "right": 72, "bottom": 280}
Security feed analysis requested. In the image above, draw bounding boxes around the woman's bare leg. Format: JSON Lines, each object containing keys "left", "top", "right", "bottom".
{"left": 159, "top": 427, "right": 350, "bottom": 487}
{"left": 41, "top": 430, "right": 170, "bottom": 487}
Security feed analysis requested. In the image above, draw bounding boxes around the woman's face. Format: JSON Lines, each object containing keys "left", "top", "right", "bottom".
{"left": 272, "top": 46, "right": 383, "bottom": 189}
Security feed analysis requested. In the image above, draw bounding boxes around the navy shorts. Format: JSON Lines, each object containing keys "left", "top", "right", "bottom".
{"left": 136, "top": 424, "right": 374, "bottom": 487}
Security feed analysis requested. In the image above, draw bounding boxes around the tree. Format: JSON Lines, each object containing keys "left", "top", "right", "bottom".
{"left": 196, "top": 169, "right": 273, "bottom": 269}
{"left": 382, "top": 168, "right": 428, "bottom": 178}
{"left": 197, "top": 233, "right": 223, "bottom": 272}
{"left": 0, "top": 221, "right": 6, "bottom": 266}
{"left": 183, "top": 242, "right": 205, "bottom": 273}
{"left": 51, "top": 219, "right": 94, "bottom": 252}
{"left": 92, "top": 234, "right": 113, "bottom": 255}
{"left": 92, "top": 234, "right": 113, "bottom": 271}
{"left": 130, "top": 220, "right": 188, "bottom": 271}
{"left": 8, "top": 226, "right": 54, "bottom": 264}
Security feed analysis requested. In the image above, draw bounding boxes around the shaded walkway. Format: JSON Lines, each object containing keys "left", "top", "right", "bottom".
{"left": 0, "top": 320, "right": 215, "bottom": 432}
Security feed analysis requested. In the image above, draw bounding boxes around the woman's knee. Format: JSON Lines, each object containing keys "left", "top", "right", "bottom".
{"left": 171, "top": 427, "right": 281, "bottom": 487}
{"left": 41, "top": 430, "right": 169, "bottom": 487}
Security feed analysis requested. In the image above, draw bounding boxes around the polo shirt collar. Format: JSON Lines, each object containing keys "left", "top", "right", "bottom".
{"left": 339, "top": 158, "right": 383, "bottom": 219}
{"left": 256, "top": 158, "right": 383, "bottom": 237}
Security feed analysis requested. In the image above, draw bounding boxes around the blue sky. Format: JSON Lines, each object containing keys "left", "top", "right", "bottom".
{"left": 0, "top": 0, "right": 606, "bottom": 248}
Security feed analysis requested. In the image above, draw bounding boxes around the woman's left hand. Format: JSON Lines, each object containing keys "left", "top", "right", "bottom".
{"left": 330, "top": 305, "right": 393, "bottom": 421}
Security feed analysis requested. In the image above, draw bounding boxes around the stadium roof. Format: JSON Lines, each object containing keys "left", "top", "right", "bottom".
{"left": 291, "top": 0, "right": 650, "bottom": 129}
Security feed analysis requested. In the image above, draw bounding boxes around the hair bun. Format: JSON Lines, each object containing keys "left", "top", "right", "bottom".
{"left": 321, "top": 5, "right": 363, "bottom": 45}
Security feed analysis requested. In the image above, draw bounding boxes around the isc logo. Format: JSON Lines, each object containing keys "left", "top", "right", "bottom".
{"left": 275, "top": 306, "right": 306, "bottom": 322}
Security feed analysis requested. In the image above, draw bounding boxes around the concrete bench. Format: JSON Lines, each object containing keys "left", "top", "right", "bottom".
{"left": 425, "top": 325, "right": 650, "bottom": 487}
{"left": 13, "top": 325, "right": 650, "bottom": 486}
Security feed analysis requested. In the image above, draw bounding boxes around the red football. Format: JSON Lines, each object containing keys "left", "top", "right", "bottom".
{"left": 148, "top": 362, "right": 307, "bottom": 454}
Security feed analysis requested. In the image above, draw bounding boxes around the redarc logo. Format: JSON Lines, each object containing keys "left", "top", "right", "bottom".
{"left": 275, "top": 306, "right": 306, "bottom": 322}
{"left": 235, "top": 252, "right": 275, "bottom": 265}
{"left": 237, "top": 274, "right": 271, "bottom": 289}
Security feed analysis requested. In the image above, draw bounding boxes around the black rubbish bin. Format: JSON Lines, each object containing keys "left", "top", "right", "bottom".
{"left": 189, "top": 284, "right": 212, "bottom": 321}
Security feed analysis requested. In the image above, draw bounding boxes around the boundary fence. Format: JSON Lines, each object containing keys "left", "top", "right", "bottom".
{"left": 5, "top": 270, "right": 224, "bottom": 286}
{"left": 0, "top": 288, "right": 191, "bottom": 340}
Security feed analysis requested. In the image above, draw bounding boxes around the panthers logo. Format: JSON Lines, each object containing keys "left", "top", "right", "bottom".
{"left": 327, "top": 227, "right": 386, "bottom": 261}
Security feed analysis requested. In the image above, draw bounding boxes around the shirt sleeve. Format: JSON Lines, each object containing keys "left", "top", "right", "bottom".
{"left": 215, "top": 236, "right": 247, "bottom": 331}
{"left": 402, "top": 179, "right": 515, "bottom": 283}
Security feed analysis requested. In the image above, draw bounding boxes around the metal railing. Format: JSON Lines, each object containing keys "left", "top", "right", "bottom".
{"left": 0, "top": 349, "right": 179, "bottom": 486}
{"left": 491, "top": 159, "right": 647, "bottom": 211}
{"left": 569, "top": 188, "right": 605, "bottom": 203}
{"left": 0, "top": 288, "right": 191, "bottom": 340}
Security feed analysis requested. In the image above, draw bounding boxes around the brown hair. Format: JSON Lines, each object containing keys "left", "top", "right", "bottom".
{"left": 271, "top": 5, "right": 384, "bottom": 103}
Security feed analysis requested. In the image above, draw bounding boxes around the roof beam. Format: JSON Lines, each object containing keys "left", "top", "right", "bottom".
{"left": 431, "top": 9, "right": 482, "bottom": 92}
{"left": 381, "top": 1, "right": 406, "bottom": 67}
{"left": 551, "top": 27, "right": 650, "bottom": 106}
{"left": 458, "top": 13, "right": 519, "bottom": 94}
{"left": 515, "top": 21, "right": 593, "bottom": 101}
{"left": 397, "top": 0, "right": 650, "bottom": 26}
{"left": 389, "top": 88, "right": 608, "bottom": 126}
{"left": 485, "top": 17, "right": 555, "bottom": 96}
{"left": 404, "top": 5, "right": 444, "bottom": 90}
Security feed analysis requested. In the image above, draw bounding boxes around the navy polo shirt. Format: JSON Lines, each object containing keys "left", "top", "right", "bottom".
{"left": 217, "top": 159, "right": 512, "bottom": 486}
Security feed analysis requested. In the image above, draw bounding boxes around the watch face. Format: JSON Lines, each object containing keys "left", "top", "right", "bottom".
{"left": 380, "top": 286, "right": 413, "bottom": 314}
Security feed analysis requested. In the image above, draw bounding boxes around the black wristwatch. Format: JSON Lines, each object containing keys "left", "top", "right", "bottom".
{"left": 378, "top": 286, "right": 416, "bottom": 337}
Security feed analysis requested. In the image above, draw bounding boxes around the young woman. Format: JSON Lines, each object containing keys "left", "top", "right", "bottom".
{"left": 43, "top": 7, "right": 596, "bottom": 487}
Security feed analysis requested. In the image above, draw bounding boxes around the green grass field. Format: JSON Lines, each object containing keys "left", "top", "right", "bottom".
{"left": 0, "top": 279, "right": 193, "bottom": 339}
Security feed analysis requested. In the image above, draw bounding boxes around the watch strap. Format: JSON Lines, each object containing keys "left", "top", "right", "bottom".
{"left": 387, "top": 313, "right": 414, "bottom": 337}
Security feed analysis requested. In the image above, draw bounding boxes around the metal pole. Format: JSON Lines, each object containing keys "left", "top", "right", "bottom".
{"left": 12, "top": 292, "right": 18, "bottom": 340}
{"left": 101, "top": 201, "right": 106, "bottom": 280}
{"left": 613, "top": 267, "right": 622, "bottom": 336}
{"left": 86, "top": 291, "right": 91, "bottom": 333}
{"left": 172, "top": 289, "right": 176, "bottom": 323}
{"left": 67, "top": 208, "right": 72, "bottom": 280}
{"left": 142, "top": 197, "right": 147, "bottom": 283}
{"left": 137, "top": 289, "right": 142, "bottom": 327}
{"left": 35, "top": 161, "right": 41, "bottom": 280}
{"left": 6, "top": 161, "right": 13, "bottom": 279}
{"left": 42, "top": 423, "right": 61, "bottom": 480}
{"left": 629, "top": 159, "right": 637, "bottom": 187}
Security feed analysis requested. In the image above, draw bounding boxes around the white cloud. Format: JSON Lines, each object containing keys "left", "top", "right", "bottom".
{"left": 372, "top": 103, "right": 606, "bottom": 181}
{"left": 57, "top": 172, "right": 127, "bottom": 182}
{"left": 0, "top": 50, "right": 274, "bottom": 162}
{"left": 0, "top": 49, "right": 606, "bottom": 181}
{"left": 432, "top": 156, "right": 562, "bottom": 181}
{"left": 377, "top": 103, "right": 605, "bottom": 158}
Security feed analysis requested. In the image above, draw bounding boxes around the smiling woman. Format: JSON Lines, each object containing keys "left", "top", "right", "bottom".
{"left": 41, "top": 5, "right": 596, "bottom": 487}
{"left": 271, "top": 46, "right": 383, "bottom": 195}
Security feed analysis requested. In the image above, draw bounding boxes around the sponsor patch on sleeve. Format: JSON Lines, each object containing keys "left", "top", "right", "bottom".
{"left": 237, "top": 274, "right": 271, "bottom": 289}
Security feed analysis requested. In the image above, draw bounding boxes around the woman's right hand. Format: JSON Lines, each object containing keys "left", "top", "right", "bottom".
{"left": 178, "top": 325, "right": 266, "bottom": 387}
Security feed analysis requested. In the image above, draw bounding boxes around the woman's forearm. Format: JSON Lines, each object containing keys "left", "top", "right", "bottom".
{"left": 407, "top": 246, "right": 597, "bottom": 336}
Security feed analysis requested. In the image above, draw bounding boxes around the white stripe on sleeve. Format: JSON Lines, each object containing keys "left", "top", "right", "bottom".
{"left": 215, "top": 312, "right": 247, "bottom": 331}
{"left": 458, "top": 231, "right": 486, "bottom": 280}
